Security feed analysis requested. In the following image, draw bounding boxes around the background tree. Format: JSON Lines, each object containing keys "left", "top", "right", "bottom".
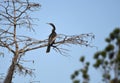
{"left": 0, "top": 0, "right": 94, "bottom": 83}
{"left": 71, "top": 56, "right": 90, "bottom": 83}
{"left": 71, "top": 28, "right": 120, "bottom": 83}
{"left": 93, "top": 28, "right": 120, "bottom": 83}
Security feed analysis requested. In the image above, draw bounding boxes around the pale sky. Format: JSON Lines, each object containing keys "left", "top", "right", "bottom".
{"left": 0, "top": 0, "right": 120, "bottom": 83}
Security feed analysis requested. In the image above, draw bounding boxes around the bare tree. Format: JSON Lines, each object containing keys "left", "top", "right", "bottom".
{"left": 0, "top": 0, "right": 94, "bottom": 83}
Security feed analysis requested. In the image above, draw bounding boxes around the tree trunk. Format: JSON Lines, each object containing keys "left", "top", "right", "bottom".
{"left": 4, "top": 54, "right": 19, "bottom": 83}
{"left": 3, "top": 62, "right": 15, "bottom": 83}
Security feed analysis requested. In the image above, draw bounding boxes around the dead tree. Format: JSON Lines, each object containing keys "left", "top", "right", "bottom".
{"left": 0, "top": 0, "right": 94, "bottom": 83}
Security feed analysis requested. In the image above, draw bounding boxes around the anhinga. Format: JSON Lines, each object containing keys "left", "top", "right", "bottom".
{"left": 46, "top": 23, "right": 57, "bottom": 53}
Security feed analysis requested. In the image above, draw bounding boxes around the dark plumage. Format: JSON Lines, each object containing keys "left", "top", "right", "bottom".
{"left": 46, "top": 23, "right": 57, "bottom": 53}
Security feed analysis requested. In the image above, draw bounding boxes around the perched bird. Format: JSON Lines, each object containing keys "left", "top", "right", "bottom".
{"left": 46, "top": 23, "right": 57, "bottom": 53}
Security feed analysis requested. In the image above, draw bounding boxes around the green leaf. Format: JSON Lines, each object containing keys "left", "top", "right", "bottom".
{"left": 73, "top": 80, "right": 80, "bottom": 83}
{"left": 110, "top": 32, "right": 115, "bottom": 40}
{"left": 81, "top": 69, "right": 87, "bottom": 74}
{"left": 80, "top": 56, "right": 85, "bottom": 62}
{"left": 74, "top": 70, "right": 79, "bottom": 76}
{"left": 105, "top": 38, "right": 111, "bottom": 43}
{"left": 116, "top": 37, "right": 120, "bottom": 46}
{"left": 113, "top": 28, "right": 120, "bottom": 35}
{"left": 109, "top": 52, "right": 114, "bottom": 59}
{"left": 110, "top": 60, "right": 114, "bottom": 65}
{"left": 104, "top": 61, "right": 108, "bottom": 65}
{"left": 93, "top": 63, "right": 99, "bottom": 68}
{"left": 86, "top": 62, "right": 90, "bottom": 66}
{"left": 94, "top": 52, "right": 100, "bottom": 59}
{"left": 93, "top": 59, "right": 102, "bottom": 68}
{"left": 71, "top": 74, "right": 75, "bottom": 80}
{"left": 100, "top": 51, "right": 106, "bottom": 58}
{"left": 105, "top": 44, "right": 114, "bottom": 52}
{"left": 82, "top": 73, "right": 89, "bottom": 79}
{"left": 97, "top": 59, "right": 103, "bottom": 65}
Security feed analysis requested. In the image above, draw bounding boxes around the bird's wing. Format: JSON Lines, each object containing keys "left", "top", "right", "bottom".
{"left": 48, "top": 32, "right": 57, "bottom": 45}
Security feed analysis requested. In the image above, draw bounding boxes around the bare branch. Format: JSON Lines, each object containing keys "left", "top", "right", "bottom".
{"left": 0, "top": 40, "right": 15, "bottom": 54}
{"left": 16, "top": 63, "right": 35, "bottom": 76}
{"left": 18, "top": 33, "right": 95, "bottom": 55}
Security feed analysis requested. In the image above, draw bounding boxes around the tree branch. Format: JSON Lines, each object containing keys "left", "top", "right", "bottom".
{"left": 19, "top": 33, "right": 95, "bottom": 54}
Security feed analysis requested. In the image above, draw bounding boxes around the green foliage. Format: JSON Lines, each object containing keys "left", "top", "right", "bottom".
{"left": 100, "top": 51, "right": 106, "bottom": 58}
{"left": 74, "top": 71, "right": 79, "bottom": 76}
{"left": 93, "top": 59, "right": 103, "bottom": 68}
{"left": 102, "top": 73, "right": 111, "bottom": 80}
{"left": 71, "top": 56, "right": 90, "bottom": 83}
{"left": 94, "top": 52, "right": 100, "bottom": 59}
{"left": 71, "top": 28, "right": 120, "bottom": 83}
{"left": 116, "top": 50, "right": 120, "bottom": 61}
{"left": 105, "top": 38, "right": 111, "bottom": 43}
{"left": 109, "top": 52, "right": 114, "bottom": 59}
{"left": 110, "top": 78, "right": 120, "bottom": 83}
{"left": 117, "top": 37, "right": 120, "bottom": 45}
{"left": 110, "top": 32, "right": 115, "bottom": 40}
{"left": 93, "top": 28, "right": 120, "bottom": 82}
{"left": 73, "top": 80, "right": 80, "bottom": 83}
{"left": 105, "top": 44, "right": 114, "bottom": 52}
{"left": 71, "top": 74, "right": 76, "bottom": 80}
{"left": 104, "top": 61, "right": 108, "bottom": 65}
{"left": 109, "top": 28, "right": 120, "bottom": 40}
{"left": 80, "top": 56, "right": 85, "bottom": 62}
{"left": 82, "top": 73, "right": 89, "bottom": 79}
{"left": 86, "top": 62, "right": 90, "bottom": 66}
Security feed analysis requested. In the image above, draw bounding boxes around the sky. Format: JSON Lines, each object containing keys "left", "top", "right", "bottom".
{"left": 0, "top": 0, "right": 120, "bottom": 83}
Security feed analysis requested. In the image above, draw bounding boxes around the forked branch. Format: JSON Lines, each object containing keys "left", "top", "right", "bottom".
{"left": 18, "top": 33, "right": 95, "bottom": 55}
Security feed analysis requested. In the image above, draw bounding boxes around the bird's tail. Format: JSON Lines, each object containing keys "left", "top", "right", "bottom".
{"left": 46, "top": 45, "right": 51, "bottom": 53}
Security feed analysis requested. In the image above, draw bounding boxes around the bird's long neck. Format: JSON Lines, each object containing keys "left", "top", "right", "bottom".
{"left": 48, "top": 23, "right": 56, "bottom": 33}
{"left": 52, "top": 28, "right": 55, "bottom": 32}
{"left": 52, "top": 26, "right": 56, "bottom": 33}
{"left": 52, "top": 26, "right": 56, "bottom": 31}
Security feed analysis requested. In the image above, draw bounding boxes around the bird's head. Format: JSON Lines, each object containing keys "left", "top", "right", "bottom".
{"left": 47, "top": 23, "right": 56, "bottom": 30}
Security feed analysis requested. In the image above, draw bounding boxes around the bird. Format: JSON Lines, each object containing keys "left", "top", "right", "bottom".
{"left": 46, "top": 23, "right": 57, "bottom": 53}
